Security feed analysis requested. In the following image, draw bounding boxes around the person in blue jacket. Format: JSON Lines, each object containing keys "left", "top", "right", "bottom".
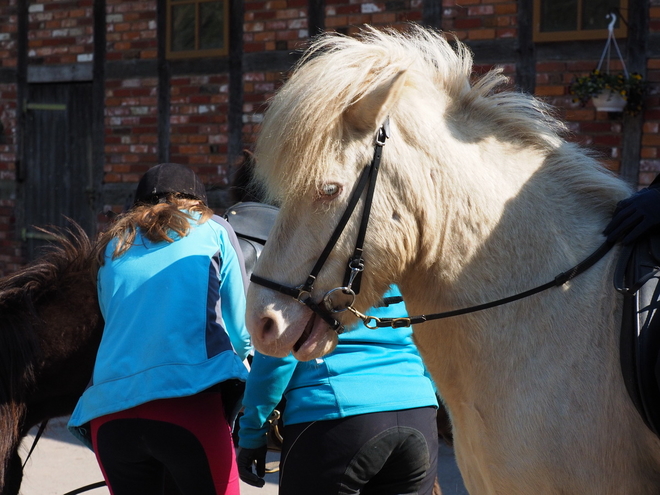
{"left": 68, "top": 163, "right": 250, "bottom": 495}
{"left": 237, "top": 288, "right": 439, "bottom": 495}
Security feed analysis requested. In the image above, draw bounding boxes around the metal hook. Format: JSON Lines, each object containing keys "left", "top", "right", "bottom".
{"left": 606, "top": 13, "right": 617, "bottom": 34}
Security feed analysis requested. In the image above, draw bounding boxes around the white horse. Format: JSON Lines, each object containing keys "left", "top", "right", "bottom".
{"left": 245, "top": 25, "right": 660, "bottom": 493}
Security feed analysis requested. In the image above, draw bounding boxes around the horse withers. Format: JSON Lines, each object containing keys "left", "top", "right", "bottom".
{"left": 245, "top": 25, "right": 660, "bottom": 494}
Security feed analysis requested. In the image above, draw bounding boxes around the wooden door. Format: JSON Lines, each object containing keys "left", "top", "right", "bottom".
{"left": 20, "top": 82, "right": 96, "bottom": 260}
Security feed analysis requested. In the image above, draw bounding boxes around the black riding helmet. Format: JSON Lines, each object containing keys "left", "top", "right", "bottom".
{"left": 133, "top": 163, "right": 208, "bottom": 206}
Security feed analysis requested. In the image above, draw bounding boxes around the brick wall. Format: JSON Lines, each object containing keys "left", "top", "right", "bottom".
{"left": 0, "top": 1, "right": 658, "bottom": 274}
{"left": 241, "top": 1, "right": 426, "bottom": 158}
{"left": 106, "top": 0, "right": 157, "bottom": 61}
{"left": 325, "top": 0, "right": 423, "bottom": 33}
{"left": 169, "top": 74, "right": 231, "bottom": 189}
{"left": 0, "top": 1, "right": 18, "bottom": 274}
{"left": 244, "top": 0, "right": 308, "bottom": 52}
{"left": 0, "top": 80, "right": 18, "bottom": 274}
{"left": 101, "top": 0, "right": 157, "bottom": 218}
{"left": 442, "top": 0, "right": 517, "bottom": 41}
{"left": 28, "top": 0, "right": 94, "bottom": 65}
{"left": 0, "top": 0, "right": 18, "bottom": 69}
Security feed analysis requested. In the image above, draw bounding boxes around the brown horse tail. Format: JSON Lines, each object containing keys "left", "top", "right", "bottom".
{"left": 0, "top": 312, "right": 38, "bottom": 495}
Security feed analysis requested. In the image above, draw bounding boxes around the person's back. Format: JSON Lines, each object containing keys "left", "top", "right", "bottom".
{"left": 238, "top": 288, "right": 439, "bottom": 494}
{"left": 69, "top": 163, "right": 250, "bottom": 495}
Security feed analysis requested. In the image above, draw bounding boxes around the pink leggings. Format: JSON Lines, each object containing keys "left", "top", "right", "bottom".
{"left": 91, "top": 392, "right": 240, "bottom": 495}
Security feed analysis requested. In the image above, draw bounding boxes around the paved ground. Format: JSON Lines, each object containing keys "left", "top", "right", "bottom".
{"left": 19, "top": 416, "right": 468, "bottom": 495}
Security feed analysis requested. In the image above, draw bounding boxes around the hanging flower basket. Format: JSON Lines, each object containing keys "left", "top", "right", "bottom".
{"left": 567, "top": 13, "right": 646, "bottom": 115}
{"left": 569, "top": 70, "right": 645, "bottom": 114}
{"left": 591, "top": 88, "right": 627, "bottom": 112}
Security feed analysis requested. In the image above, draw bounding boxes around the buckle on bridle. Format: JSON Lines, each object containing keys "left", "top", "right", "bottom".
{"left": 295, "top": 286, "right": 312, "bottom": 304}
{"left": 322, "top": 286, "right": 356, "bottom": 313}
{"left": 376, "top": 117, "right": 390, "bottom": 146}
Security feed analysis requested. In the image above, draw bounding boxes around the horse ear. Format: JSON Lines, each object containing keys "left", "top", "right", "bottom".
{"left": 344, "top": 71, "right": 407, "bottom": 134}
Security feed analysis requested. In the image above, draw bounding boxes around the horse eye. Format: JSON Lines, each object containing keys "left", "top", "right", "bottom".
{"left": 319, "top": 183, "right": 341, "bottom": 198}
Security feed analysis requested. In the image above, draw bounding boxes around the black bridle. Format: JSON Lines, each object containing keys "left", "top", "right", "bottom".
{"left": 250, "top": 119, "right": 616, "bottom": 332}
{"left": 250, "top": 119, "right": 391, "bottom": 334}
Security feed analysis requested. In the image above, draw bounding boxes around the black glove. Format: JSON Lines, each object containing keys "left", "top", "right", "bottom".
{"left": 604, "top": 186, "right": 660, "bottom": 245}
{"left": 237, "top": 445, "right": 267, "bottom": 488}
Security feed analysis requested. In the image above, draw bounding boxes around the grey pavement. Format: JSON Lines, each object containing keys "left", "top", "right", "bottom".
{"left": 19, "top": 416, "right": 467, "bottom": 495}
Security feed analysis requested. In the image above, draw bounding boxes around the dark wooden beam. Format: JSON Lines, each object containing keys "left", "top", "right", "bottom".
{"left": 157, "top": 0, "right": 170, "bottom": 164}
{"left": 422, "top": 0, "right": 442, "bottom": 29}
{"left": 309, "top": 0, "right": 325, "bottom": 36}
{"left": 620, "top": 0, "right": 649, "bottom": 188}
{"left": 92, "top": 0, "right": 107, "bottom": 224}
{"left": 227, "top": 0, "right": 245, "bottom": 175}
{"left": 515, "top": 0, "right": 535, "bottom": 94}
{"left": 27, "top": 64, "right": 93, "bottom": 82}
{"left": 106, "top": 59, "right": 159, "bottom": 79}
{"left": 16, "top": 0, "right": 28, "bottom": 184}
{"left": 0, "top": 68, "right": 16, "bottom": 84}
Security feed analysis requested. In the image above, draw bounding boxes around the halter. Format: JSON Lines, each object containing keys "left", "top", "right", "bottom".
{"left": 250, "top": 118, "right": 616, "bottom": 332}
{"left": 250, "top": 119, "right": 391, "bottom": 334}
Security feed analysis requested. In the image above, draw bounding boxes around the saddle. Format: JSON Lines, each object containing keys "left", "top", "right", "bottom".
{"left": 615, "top": 233, "right": 660, "bottom": 437}
{"left": 224, "top": 201, "right": 284, "bottom": 455}
{"left": 224, "top": 201, "right": 279, "bottom": 279}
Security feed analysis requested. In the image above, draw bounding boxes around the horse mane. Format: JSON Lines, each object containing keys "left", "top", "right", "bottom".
{"left": 0, "top": 223, "right": 96, "bottom": 466}
{"left": 254, "top": 24, "right": 573, "bottom": 204}
{"left": 0, "top": 223, "right": 96, "bottom": 311}
{"left": 0, "top": 221, "right": 95, "bottom": 492}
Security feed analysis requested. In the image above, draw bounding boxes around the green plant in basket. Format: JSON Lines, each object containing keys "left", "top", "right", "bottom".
{"left": 569, "top": 70, "right": 646, "bottom": 114}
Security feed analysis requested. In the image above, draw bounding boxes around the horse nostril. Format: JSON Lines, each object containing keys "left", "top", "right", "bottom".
{"left": 257, "top": 316, "right": 278, "bottom": 344}
{"left": 262, "top": 317, "right": 274, "bottom": 336}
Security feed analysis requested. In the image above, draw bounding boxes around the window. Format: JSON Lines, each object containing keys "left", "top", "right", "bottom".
{"left": 166, "top": 0, "right": 228, "bottom": 58}
{"left": 533, "top": 0, "right": 628, "bottom": 42}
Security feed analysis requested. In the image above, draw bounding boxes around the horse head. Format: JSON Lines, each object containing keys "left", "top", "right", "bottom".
{"left": 246, "top": 25, "right": 630, "bottom": 361}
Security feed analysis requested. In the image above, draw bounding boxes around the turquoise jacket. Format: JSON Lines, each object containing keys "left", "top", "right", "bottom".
{"left": 238, "top": 288, "right": 438, "bottom": 450}
{"left": 69, "top": 214, "right": 250, "bottom": 442}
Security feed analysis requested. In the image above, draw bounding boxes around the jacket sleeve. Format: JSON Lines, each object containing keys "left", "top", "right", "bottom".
{"left": 238, "top": 351, "right": 298, "bottom": 449}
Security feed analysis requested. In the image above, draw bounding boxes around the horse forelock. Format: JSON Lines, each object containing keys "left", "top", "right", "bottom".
{"left": 254, "top": 24, "right": 574, "bottom": 207}
{"left": 253, "top": 25, "right": 469, "bottom": 202}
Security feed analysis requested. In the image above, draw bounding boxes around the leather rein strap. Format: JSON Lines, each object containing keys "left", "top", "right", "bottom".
{"left": 250, "top": 118, "right": 616, "bottom": 331}
{"left": 350, "top": 240, "right": 615, "bottom": 328}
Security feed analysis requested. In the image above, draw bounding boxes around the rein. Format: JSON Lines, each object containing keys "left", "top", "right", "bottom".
{"left": 21, "top": 420, "right": 48, "bottom": 468}
{"left": 349, "top": 240, "right": 615, "bottom": 328}
{"left": 250, "top": 119, "right": 616, "bottom": 331}
{"left": 21, "top": 420, "right": 107, "bottom": 495}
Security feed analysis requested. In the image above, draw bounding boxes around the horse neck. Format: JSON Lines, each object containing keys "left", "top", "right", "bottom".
{"left": 396, "top": 140, "right": 617, "bottom": 324}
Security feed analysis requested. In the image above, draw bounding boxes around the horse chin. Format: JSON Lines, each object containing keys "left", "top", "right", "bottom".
{"left": 291, "top": 312, "right": 339, "bottom": 361}
{"left": 247, "top": 299, "right": 338, "bottom": 359}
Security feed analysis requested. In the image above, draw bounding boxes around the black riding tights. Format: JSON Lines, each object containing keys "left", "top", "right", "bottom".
{"left": 279, "top": 406, "right": 438, "bottom": 495}
{"left": 91, "top": 393, "right": 239, "bottom": 495}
